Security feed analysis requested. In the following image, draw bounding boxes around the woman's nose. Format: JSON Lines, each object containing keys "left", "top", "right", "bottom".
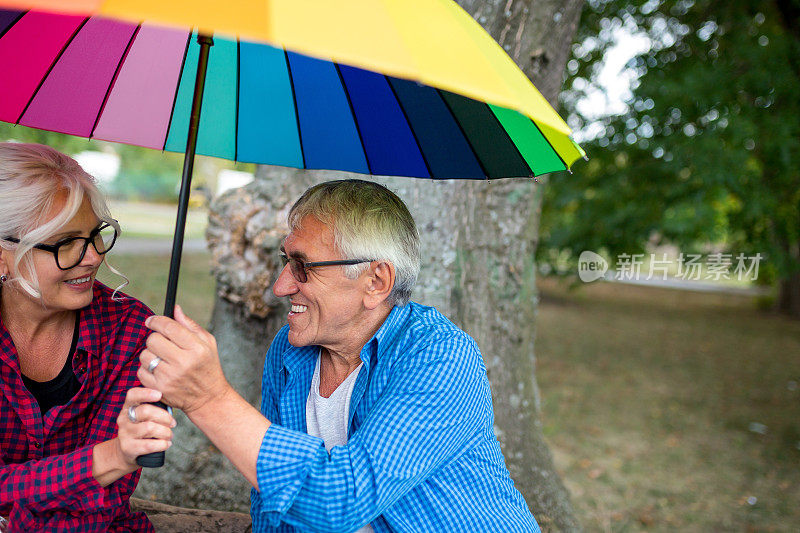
{"left": 80, "top": 241, "right": 103, "bottom": 266}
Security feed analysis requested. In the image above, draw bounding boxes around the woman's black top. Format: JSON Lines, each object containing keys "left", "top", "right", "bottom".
{"left": 21, "top": 315, "right": 82, "bottom": 416}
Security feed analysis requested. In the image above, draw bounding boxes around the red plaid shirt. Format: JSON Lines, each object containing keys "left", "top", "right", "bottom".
{"left": 0, "top": 282, "right": 154, "bottom": 532}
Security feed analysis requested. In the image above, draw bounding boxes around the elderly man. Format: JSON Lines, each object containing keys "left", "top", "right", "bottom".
{"left": 139, "top": 179, "right": 539, "bottom": 532}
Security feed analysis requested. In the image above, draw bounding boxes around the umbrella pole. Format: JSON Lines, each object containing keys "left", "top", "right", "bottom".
{"left": 163, "top": 34, "right": 215, "bottom": 319}
{"left": 137, "top": 34, "right": 214, "bottom": 469}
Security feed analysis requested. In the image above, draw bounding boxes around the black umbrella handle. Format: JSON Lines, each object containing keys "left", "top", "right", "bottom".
{"left": 135, "top": 401, "right": 171, "bottom": 468}
{"left": 137, "top": 33, "right": 214, "bottom": 469}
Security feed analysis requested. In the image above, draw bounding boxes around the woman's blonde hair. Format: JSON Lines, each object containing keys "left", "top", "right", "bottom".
{"left": 0, "top": 142, "right": 125, "bottom": 297}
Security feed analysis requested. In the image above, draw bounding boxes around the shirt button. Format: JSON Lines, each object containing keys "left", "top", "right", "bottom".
{"left": 33, "top": 441, "right": 41, "bottom": 449}
{"left": 77, "top": 366, "right": 86, "bottom": 374}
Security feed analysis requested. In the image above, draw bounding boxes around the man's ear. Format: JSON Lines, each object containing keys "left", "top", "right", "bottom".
{"left": 363, "top": 261, "right": 395, "bottom": 310}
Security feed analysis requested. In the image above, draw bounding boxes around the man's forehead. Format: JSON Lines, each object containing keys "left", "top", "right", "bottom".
{"left": 282, "top": 217, "right": 335, "bottom": 256}
{"left": 280, "top": 239, "right": 308, "bottom": 260}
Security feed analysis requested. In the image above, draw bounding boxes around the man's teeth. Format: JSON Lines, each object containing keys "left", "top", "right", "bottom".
{"left": 291, "top": 304, "right": 307, "bottom": 313}
{"left": 66, "top": 276, "right": 91, "bottom": 285}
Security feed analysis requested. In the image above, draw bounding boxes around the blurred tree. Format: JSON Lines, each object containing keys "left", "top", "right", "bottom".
{"left": 0, "top": 123, "right": 93, "bottom": 154}
{"left": 541, "top": 0, "right": 800, "bottom": 317}
{"left": 110, "top": 144, "right": 184, "bottom": 202}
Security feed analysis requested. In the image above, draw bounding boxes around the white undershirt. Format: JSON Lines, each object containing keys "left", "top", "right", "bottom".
{"left": 306, "top": 352, "right": 374, "bottom": 533}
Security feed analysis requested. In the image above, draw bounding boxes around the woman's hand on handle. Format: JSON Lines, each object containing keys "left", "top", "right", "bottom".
{"left": 92, "top": 387, "right": 176, "bottom": 486}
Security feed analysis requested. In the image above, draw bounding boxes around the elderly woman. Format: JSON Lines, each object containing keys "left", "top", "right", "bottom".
{"left": 0, "top": 143, "right": 175, "bottom": 532}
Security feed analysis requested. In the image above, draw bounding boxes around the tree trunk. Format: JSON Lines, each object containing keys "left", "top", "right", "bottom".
{"left": 441, "top": 3, "right": 584, "bottom": 530}
{"left": 138, "top": 1, "right": 586, "bottom": 530}
{"left": 777, "top": 240, "right": 800, "bottom": 318}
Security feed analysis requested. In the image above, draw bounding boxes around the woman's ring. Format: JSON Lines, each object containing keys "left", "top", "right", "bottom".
{"left": 147, "top": 356, "right": 162, "bottom": 373}
{"left": 127, "top": 405, "right": 138, "bottom": 423}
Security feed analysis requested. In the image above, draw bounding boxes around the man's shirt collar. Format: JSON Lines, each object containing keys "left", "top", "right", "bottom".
{"left": 281, "top": 303, "right": 412, "bottom": 374}
{"left": 361, "top": 303, "right": 411, "bottom": 365}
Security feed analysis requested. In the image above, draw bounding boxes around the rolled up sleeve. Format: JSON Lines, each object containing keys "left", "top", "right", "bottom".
{"left": 255, "top": 424, "right": 326, "bottom": 524}
{"left": 0, "top": 444, "right": 122, "bottom": 515}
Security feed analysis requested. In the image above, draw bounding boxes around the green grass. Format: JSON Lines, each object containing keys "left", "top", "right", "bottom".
{"left": 97, "top": 252, "right": 216, "bottom": 327}
{"left": 536, "top": 277, "right": 800, "bottom": 532}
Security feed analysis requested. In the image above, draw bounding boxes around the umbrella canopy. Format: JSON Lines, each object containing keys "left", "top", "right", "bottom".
{"left": 0, "top": 4, "right": 584, "bottom": 178}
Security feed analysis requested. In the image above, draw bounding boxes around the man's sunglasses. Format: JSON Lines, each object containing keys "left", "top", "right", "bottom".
{"left": 279, "top": 253, "right": 374, "bottom": 283}
{"left": 4, "top": 222, "right": 118, "bottom": 270}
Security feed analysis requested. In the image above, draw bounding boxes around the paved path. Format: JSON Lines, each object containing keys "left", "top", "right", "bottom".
{"left": 605, "top": 274, "right": 769, "bottom": 296}
{"left": 114, "top": 238, "right": 207, "bottom": 255}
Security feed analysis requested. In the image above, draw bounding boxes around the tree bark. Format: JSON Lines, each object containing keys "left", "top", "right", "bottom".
{"left": 777, "top": 240, "right": 800, "bottom": 318}
{"left": 441, "top": 2, "right": 585, "bottom": 530}
{"left": 138, "top": 1, "right": 586, "bottom": 530}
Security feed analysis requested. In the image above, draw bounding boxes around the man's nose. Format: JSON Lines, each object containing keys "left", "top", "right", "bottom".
{"left": 273, "top": 262, "right": 299, "bottom": 297}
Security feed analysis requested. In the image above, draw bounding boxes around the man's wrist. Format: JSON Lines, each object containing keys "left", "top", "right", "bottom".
{"left": 184, "top": 382, "right": 237, "bottom": 423}
{"left": 183, "top": 385, "right": 270, "bottom": 489}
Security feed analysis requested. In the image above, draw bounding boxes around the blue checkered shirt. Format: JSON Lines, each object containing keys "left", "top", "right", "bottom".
{"left": 250, "top": 302, "right": 540, "bottom": 532}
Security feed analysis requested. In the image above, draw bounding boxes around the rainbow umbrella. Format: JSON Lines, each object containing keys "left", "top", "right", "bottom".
{"left": 0, "top": 1, "right": 584, "bottom": 466}
{"left": 0, "top": 4, "right": 584, "bottom": 177}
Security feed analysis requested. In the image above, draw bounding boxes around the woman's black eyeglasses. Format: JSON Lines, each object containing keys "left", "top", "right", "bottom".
{"left": 279, "top": 253, "right": 374, "bottom": 283}
{"left": 4, "top": 222, "right": 118, "bottom": 270}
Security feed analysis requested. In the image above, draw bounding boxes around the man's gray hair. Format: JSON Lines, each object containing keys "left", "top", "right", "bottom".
{"left": 0, "top": 142, "right": 123, "bottom": 297}
{"left": 288, "top": 179, "right": 420, "bottom": 306}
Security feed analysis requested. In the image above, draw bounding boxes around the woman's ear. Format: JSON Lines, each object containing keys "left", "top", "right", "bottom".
{"left": 0, "top": 246, "right": 12, "bottom": 279}
{"left": 363, "top": 261, "right": 395, "bottom": 310}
